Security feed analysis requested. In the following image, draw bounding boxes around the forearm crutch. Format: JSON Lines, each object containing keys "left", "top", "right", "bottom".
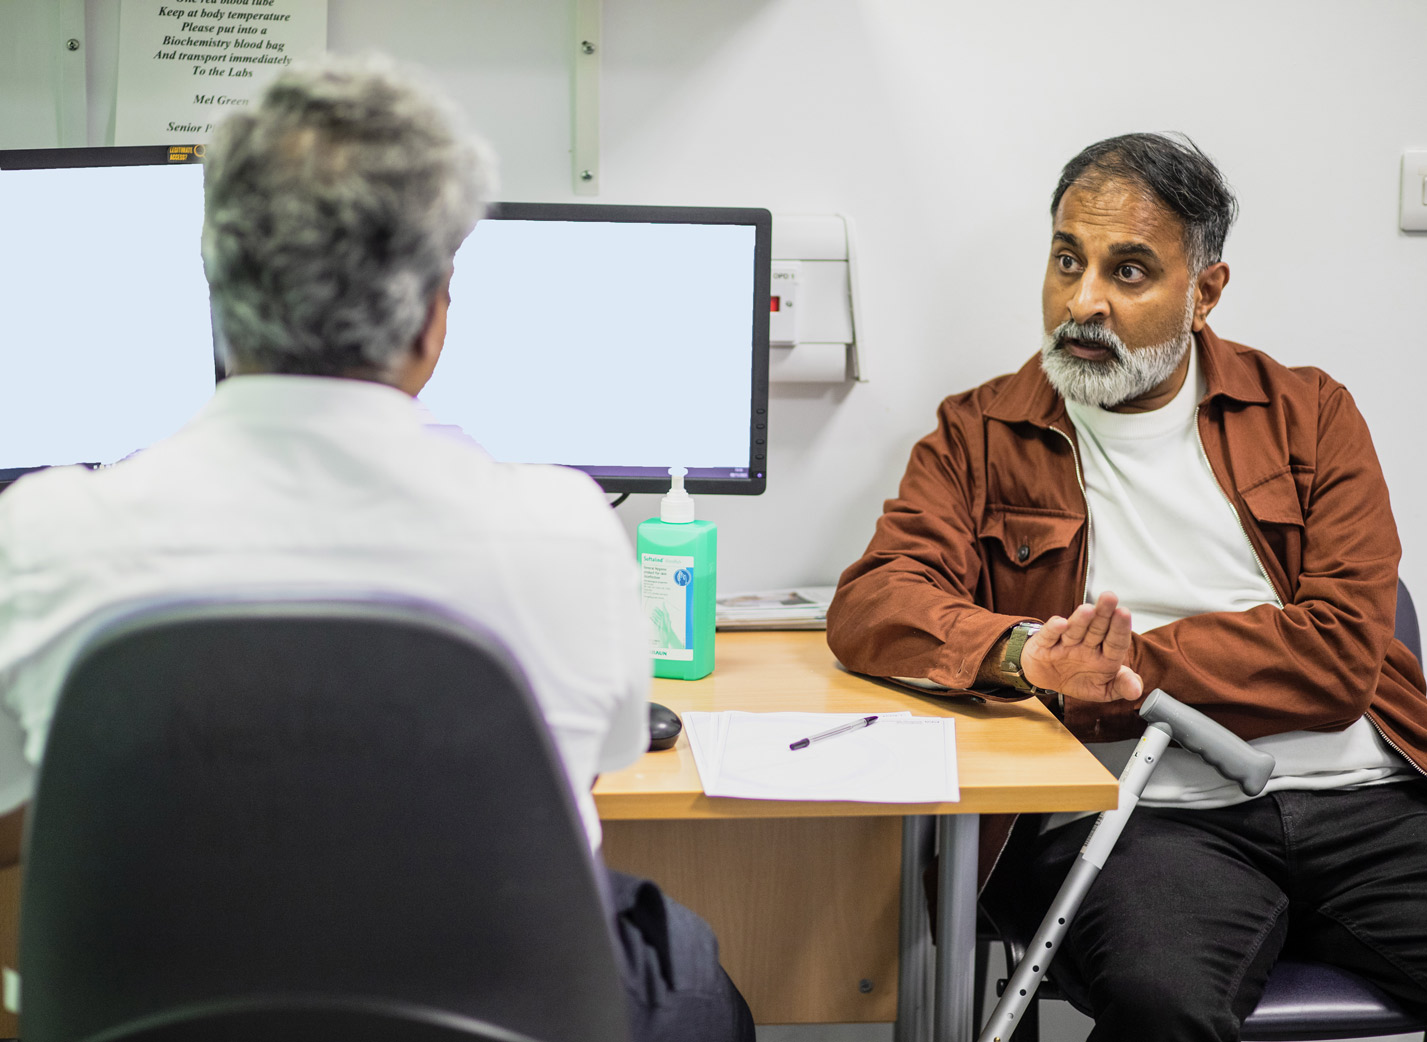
{"left": 977, "top": 691, "right": 1276, "bottom": 1042}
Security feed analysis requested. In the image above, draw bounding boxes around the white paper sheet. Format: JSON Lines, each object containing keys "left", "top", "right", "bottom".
{"left": 684, "top": 711, "right": 959, "bottom": 803}
{"left": 115, "top": 0, "right": 328, "bottom": 146}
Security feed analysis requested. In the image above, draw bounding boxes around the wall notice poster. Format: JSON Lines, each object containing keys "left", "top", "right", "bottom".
{"left": 114, "top": 0, "right": 327, "bottom": 145}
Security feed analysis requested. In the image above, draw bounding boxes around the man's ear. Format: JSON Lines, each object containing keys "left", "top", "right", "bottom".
{"left": 1191, "top": 262, "right": 1230, "bottom": 331}
{"left": 395, "top": 273, "right": 452, "bottom": 396}
{"left": 414, "top": 273, "right": 452, "bottom": 367}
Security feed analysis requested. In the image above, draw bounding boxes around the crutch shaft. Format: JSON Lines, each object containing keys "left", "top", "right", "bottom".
{"left": 976, "top": 724, "right": 1173, "bottom": 1042}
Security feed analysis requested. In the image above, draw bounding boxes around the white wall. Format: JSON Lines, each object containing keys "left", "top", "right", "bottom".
{"left": 0, "top": 0, "right": 82, "bottom": 146}
{"left": 583, "top": 0, "right": 1427, "bottom": 604}
{"left": 360, "top": 0, "right": 1427, "bottom": 605}
{"left": 5, "top": 0, "right": 1426, "bottom": 608}
{"left": 593, "top": 0, "right": 1427, "bottom": 606}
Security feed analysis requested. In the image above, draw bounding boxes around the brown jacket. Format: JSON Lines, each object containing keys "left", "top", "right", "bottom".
{"left": 827, "top": 327, "right": 1427, "bottom": 880}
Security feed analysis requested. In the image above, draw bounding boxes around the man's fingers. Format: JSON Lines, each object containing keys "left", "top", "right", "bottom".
{"left": 1101, "top": 607, "right": 1134, "bottom": 659}
{"left": 1037, "top": 616, "right": 1069, "bottom": 643}
{"left": 1080, "top": 591, "right": 1120, "bottom": 647}
{"left": 1059, "top": 603, "right": 1097, "bottom": 646}
{"left": 1063, "top": 665, "right": 1143, "bottom": 703}
{"left": 1111, "top": 665, "right": 1144, "bottom": 702}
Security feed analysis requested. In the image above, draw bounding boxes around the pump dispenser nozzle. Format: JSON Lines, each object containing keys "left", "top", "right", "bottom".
{"left": 660, "top": 467, "right": 695, "bottom": 523}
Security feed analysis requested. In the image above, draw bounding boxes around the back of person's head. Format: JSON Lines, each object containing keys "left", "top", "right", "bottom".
{"left": 1051, "top": 132, "right": 1238, "bottom": 274}
{"left": 201, "top": 54, "right": 494, "bottom": 380}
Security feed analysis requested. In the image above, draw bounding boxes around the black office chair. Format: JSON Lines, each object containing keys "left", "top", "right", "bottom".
{"left": 18, "top": 595, "right": 632, "bottom": 1042}
{"left": 69, "top": 997, "right": 546, "bottom": 1042}
{"left": 982, "top": 578, "right": 1426, "bottom": 1041}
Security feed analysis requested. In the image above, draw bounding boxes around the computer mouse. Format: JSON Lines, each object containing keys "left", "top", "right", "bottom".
{"left": 648, "top": 701, "right": 682, "bottom": 751}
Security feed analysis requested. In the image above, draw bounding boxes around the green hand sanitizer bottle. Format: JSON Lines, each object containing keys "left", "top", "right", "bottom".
{"left": 637, "top": 467, "right": 716, "bottom": 680}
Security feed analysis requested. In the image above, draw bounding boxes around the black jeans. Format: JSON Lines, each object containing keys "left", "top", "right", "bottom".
{"left": 607, "top": 868, "right": 756, "bottom": 1042}
{"left": 1022, "top": 781, "right": 1427, "bottom": 1042}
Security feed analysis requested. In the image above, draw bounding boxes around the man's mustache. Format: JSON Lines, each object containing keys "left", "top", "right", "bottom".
{"left": 1049, "top": 320, "right": 1129, "bottom": 360}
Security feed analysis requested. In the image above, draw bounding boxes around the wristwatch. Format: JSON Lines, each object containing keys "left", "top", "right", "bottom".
{"left": 999, "top": 621, "right": 1055, "bottom": 696}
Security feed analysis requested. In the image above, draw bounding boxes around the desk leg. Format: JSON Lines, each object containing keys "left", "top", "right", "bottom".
{"left": 895, "top": 815, "right": 936, "bottom": 1042}
{"left": 934, "top": 814, "right": 979, "bottom": 1042}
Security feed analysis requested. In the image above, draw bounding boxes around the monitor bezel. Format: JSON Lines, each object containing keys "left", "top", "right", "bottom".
{"left": 0, "top": 143, "right": 206, "bottom": 172}
{"left": 0, "top": 144, "right": 210, "bottom": 494}
{"left": 477, "top": 200, "right": 771, "bottom": 497}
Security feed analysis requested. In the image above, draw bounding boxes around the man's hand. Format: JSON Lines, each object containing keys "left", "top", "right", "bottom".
{"left": 1022, "top": 591, "right": 1143, "bottom": 702}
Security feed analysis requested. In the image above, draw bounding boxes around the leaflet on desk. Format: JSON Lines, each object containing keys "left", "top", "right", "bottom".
{"left": 684, "top": 711, "right": 959, "bottom": 802}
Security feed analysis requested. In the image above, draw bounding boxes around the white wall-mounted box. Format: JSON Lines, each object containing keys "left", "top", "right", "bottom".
{"left": 1402, "top": 150, "right": 1427, "bottom": 232}
{"left": 769, "top": 214, "right": 864, "bottom": 383}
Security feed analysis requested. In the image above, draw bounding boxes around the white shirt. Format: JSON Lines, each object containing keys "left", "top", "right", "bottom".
{"left": 0, "top": 375, "right": 650, "bottom": 850}
{"left": 1062, "top": 346, "right": 1405, "bottom": 809}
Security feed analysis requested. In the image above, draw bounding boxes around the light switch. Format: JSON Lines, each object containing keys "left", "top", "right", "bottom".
{"left": 1401, "top": 150, "right": 1427, "bottom": 232}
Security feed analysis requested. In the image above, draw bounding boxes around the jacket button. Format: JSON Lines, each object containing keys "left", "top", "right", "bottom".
{"left": 1017, "top": 544, "right": 1030, "bottom": 562}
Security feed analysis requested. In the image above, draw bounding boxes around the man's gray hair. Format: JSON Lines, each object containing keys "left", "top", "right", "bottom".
{"left": 201, "top": 55, "right": 494, "bottom": 378}
{"left": 1051, "top": 133, "right": 1237, "bottom": 275}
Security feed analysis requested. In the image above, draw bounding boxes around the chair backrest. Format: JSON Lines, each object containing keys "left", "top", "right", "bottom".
{"left": 19, "top": 596, "right": 631, "bottom": 1042}
{"left": 1395, "top": 578, "right": 1421, "bottom": 665}
{"left": 76, "top": 996, "right": 547, "bottom": 1042}
{"left": 1235, "top": 578, "right": 1427, "bottom": 1041}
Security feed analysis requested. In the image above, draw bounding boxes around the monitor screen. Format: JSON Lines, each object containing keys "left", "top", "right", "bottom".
{"left": 424, "top": 202, "right": 771, "bottom": 495}
{"left": 0, "top": 145, "right": 215, "bottom": 488}
{"left": 0, "top": 149, "right": 771, "bottom": 497}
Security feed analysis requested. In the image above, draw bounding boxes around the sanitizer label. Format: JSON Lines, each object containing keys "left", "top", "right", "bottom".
{"left": 642, "top": 553, "right": 696, "bottom": 660}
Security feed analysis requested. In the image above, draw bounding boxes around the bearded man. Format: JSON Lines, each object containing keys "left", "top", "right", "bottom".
{"left": 827, "top": 133, "right": 1427, "bottom": 1041}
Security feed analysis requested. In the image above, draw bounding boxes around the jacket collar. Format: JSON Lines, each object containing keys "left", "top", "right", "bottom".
{"left": 982, "top": 324, "right": 1270, "bottom": 428}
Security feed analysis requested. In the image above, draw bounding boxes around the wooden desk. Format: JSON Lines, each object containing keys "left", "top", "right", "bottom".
{"left": 595, "top": 631, "right": 1118, "bottom": 1041}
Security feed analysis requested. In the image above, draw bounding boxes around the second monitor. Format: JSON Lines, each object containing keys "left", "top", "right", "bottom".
{"left": 424, "top": 201, "right": 771, "bottom": 496}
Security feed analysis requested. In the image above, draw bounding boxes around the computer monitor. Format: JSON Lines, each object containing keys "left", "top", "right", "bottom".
{"left": 425, "top": 202, "right": 771, "bottom": 496}
{"left": 0, "top": 144, "right": 214, "bottom": 490}
{"left": 0, "top": 148, "right": 771, "bottom": 497}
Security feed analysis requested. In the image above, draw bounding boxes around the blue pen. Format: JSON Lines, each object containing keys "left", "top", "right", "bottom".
{"left": 789, "top": 715, "right": 879, "bottom": 751}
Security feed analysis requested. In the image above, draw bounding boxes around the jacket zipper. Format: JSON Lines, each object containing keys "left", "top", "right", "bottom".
{"left": 1049, "top": 423, "right": 1090, "bottom": 720}
{"left": 1191, "top": 409, "right": 1427, "bottom": 777}
{"left": 1048, "top": 424, "right": 1092, "bottom": 605}
{"left": 1368, "top": 722, "right": 1427, "bottom": 778}
{"left": 1192, "top": 405, "right": 1283, "bottom": 609}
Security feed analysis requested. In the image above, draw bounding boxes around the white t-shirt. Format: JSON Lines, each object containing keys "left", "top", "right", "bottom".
{"left": 0, "top": 374, "right": 650, "bottom": 850}
{"left": 1061, "top": 345, "right": 1406, "bottom": 810}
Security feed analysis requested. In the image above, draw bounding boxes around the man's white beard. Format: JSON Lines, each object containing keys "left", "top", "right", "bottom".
{"left": 1040, "top": 290, "right": 1195, "bottom": 409}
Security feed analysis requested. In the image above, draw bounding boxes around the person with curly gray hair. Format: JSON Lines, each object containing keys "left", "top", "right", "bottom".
{"left": 200, "top": 58, "right": 489, "bottom": 384}
{"left": 0, "top": 55, "right": 752, "bottom": 1042}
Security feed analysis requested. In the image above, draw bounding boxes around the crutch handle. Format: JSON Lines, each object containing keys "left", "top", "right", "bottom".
{"left": 1139, "top": 690, "right": 1275, "bottom": 796}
